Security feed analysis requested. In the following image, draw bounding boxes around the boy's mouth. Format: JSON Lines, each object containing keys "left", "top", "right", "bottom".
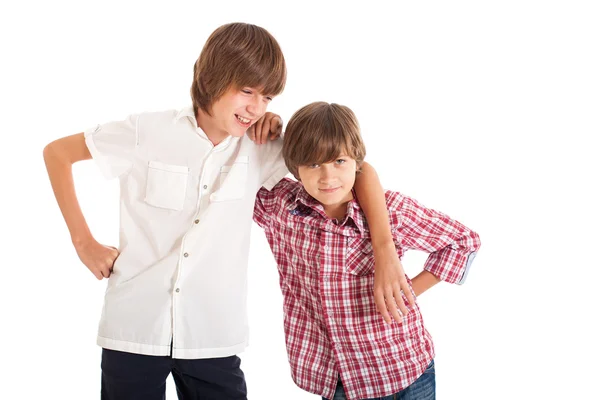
{"left": 319, "top": 187, "right": 340, "bottom": 194}
{"left": 235, "top": 114, "right": 252, "bottom": 127}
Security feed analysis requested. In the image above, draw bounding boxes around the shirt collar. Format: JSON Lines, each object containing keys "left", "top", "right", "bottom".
{"left": 174, "top": 105, "right": 196, "bottom": 122}
{"left": 174, "top": 105, "right": 235, "bottom": 148}
{"left": 291, "top": 186, "right": 368, "bottom": 235}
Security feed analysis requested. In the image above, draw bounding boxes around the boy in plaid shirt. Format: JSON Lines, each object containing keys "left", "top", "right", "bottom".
{"left": 253, "top": 102, "right": 481, "bottom": 400}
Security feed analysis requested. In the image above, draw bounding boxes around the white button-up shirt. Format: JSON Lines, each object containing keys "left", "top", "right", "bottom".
{"left": 84, "top": 106, "right": 288, "bottom": 359}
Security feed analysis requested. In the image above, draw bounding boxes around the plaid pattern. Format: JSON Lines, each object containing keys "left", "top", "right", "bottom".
{"left": 254, "top": 178, "right": 480, "bottom": 400}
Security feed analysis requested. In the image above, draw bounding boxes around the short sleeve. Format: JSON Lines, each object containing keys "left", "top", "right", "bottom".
{"left": 258, "top": 137, "right": 290, "bottom": 190}
{"left": 84, "top": 114, "right": 138, "bottom": 179}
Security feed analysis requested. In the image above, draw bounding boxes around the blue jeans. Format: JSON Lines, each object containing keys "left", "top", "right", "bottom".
{"left": 324, "top": 360, "right": 435, "bottom": 400}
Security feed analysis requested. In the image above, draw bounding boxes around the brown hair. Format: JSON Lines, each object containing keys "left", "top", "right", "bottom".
{"left": 283, "top": 102, "right": 366, "bottom": 179}
{"left": 190, "top": 23, "right": 287, "bottom": 115}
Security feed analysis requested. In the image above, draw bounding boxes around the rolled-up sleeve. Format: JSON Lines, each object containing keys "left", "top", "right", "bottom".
{"left": 84, "top": 114, "right": 138, "bottom": 179}
{"left": 390, "top": 193, "right": 481, "bottom": 285}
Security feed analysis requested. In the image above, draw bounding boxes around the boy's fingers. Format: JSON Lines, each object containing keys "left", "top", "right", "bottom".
{"left": 401, "top": 281, "right": 416, "bottom": 306}
{"left": 375, "top": 291, "right": 392, "bottom": 325}
{"left": 256, "top": 117, "right": 268, "bottom": 144}
{"left": 261, "top": 117, "right": 272, "bottom": 143}
{"left": 393, "top": 286, "right": 409, "bottom": 316}
{"left": 386, "top": 292, "right": 403, "bottom": 324}
{"left": 269, "top": 116, "right": 283, "bottom": 139}
{"left": 93, "top": 269, "right": 103, "bottom": 280}
{"left": 247, "top": 125, "right": 256, "bottom": 142}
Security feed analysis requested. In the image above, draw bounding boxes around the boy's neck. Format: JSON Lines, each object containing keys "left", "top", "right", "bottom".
{"left": 322, "top": 203, "right": 348, "bottom": 221}
{"left": 195, "top": 108, "right": 229, "bottom": 146}
{"left": 321, "top": 196, "right": 353, "bottom": 222}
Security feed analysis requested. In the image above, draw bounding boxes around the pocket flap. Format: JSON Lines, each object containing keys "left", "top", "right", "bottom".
{"left": 148, "top": 160, "right": 189, "bottom": 174}
{"left": 345, "top": 237, "right": 375, "bottom": 276}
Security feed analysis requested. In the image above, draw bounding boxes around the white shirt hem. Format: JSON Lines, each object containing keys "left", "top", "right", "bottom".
{"left": 97, "top": 336, "right": 171, "bottom": 356}
{"left": 172, "top": 340, "right": 248, "bottom": 359}
{"left": 97, "top": 336, "right": 248, "bottom": 359}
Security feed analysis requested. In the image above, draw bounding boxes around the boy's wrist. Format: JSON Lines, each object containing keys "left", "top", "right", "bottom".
{"left": 372, "top": 238, "right": 396, "bottom": 255}
{"left": 411, "top": 271, "right": 441, "bottom": 296}
{"left": 72, "top": 232, "right": 94, "bottom": 250}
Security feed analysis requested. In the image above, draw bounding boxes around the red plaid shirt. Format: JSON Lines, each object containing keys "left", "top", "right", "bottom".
{"left": 253, "top": 178, "right": 480, "bottom": 400}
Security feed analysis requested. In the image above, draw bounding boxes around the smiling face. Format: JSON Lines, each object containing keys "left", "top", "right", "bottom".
{"left": 197, "top": 85, "right": 273, "bottom": 144}
{"left": 282, "top": 102, "right": 366, "bottom": 220}
{"left": 190, "top": 23, "right": 286, "bottom": 145}
{"left": 297, "top": 155, "right": 358, "bottom": 218}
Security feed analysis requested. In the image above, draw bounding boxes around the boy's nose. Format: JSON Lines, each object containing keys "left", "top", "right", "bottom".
{"left": 247, "top": 98, "right": 266, "bottom": 117}
{"left": 319, "top": 166, "right": 336, "bottom": 182}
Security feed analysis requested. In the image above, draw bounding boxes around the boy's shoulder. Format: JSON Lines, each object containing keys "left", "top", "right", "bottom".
{"left": 384, "top": 189, "right": 407, "bottom": 210}
{"left": 257, "top": 177, "right": 301, "bottom": 207}
{"left": 255, "top": 177, "right": 301, "bottom": 219}
{"left": 134, "top": 107, "right": 203, "bottom": 141}
{"left": 97, "top": 107, "right": 194, "bottom": 135}
{"left": 138, "top": 106, "right": 194, "bottom": 124}
{"left": 352, "top": 189, "right": 406, "bottom": 215}
{"left": 271, "top": 177, "right": 302, "bottom": 199}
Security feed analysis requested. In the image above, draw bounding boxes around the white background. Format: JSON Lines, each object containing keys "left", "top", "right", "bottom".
{"left": 1, "top": 0, "right": 599, "bottom": 399}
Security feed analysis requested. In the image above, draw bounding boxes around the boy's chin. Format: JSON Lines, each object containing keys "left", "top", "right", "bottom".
{"left": 229, "top": 128, "right": 247, "bottom": 137}
{"left": 314, "top": 195, "right": 349, "bottom": 206}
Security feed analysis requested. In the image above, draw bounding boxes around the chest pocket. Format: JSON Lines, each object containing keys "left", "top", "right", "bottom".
{"left": 210, "top": 155, "right": 249, "bottom": 202}
{"left": 144, "top": 160, "right": 189, "bottom": 210}
{"left": 345, "top": 237, "right": 375, "bottom": 276}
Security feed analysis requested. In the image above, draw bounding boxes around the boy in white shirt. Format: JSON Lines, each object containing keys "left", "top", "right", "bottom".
{"left": 43, "top": 23, "right": 409, "bottom": 399}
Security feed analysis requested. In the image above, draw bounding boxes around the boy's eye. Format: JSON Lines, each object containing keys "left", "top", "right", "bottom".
{"left": 335, "top": 159, "right": 346, "bottom": 165}
{"left": 242, "top": 89, "right": 252, "bottom": 94}
{"left": 265, "top": 96, "right": 273, "bottom": 101}
{"left": 309, "top": 163, "right": 320, "bottom": 169}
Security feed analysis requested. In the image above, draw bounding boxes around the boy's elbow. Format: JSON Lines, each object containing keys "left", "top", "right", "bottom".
{"left": 471, "top": 230, "right": 482, "bottom": 251}
{"left": 43, "top": 133, "right": 90, "bottom": 165}
{"left": 43, "top": 140, "right": 66, "bottom": 164}
{"left": 43, "top": 141, "right": 57, "bottom": 163}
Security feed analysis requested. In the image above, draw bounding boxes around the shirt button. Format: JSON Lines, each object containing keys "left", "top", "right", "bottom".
{"left": 175, "top": 288, "right": 180, "bottom": 293}
{"left": 324, "top": 245, "right": 329, "bottom": 250}
{"left": 183, "top": 252, "right": 189, "bottom": 257}
{"left": 203, "top": 185, "right": 208, "bottom": 190}
{"left": 194, "top": 219, "right": 199, "bottom": 224}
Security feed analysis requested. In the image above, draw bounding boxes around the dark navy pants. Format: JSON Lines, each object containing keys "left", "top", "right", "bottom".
{"left": 101, "top": 348, "right": 247, "bottom": 400}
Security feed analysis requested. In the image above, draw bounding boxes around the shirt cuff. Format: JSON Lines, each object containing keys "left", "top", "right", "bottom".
{"left": 456, "top": 252, "right": 478, "bottom": 285}
{"left": 262, "top": 165, "right": 289, "bottom": 191}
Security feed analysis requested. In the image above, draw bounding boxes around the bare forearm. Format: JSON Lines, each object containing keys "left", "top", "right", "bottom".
{"left": 354, "top": 162, "right": 393, "bottom": 248}
{"left": 411, "top": 270, "right": 441, "bottom": 297}
{"left": 43, "top": 141, "right": 93, "bottom": 246}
